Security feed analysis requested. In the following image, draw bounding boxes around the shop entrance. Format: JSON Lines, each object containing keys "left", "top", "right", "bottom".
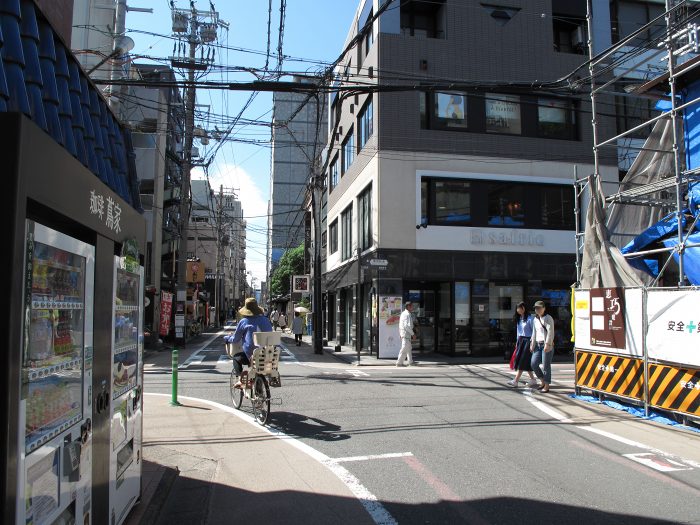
{"left": 405, "top": 282, "right": 452, "bottom": 354}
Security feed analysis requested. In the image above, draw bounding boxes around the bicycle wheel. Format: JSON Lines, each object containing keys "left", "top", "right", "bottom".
{"left": 251, "top": 375, "right": 270, "bottom": 425}
{"left": 229, "top": 370, "right": 243, "bottom": 409}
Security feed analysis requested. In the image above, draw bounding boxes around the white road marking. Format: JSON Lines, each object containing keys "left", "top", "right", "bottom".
{"left": 146, "top": 393, "right": 397, "bottom": 525}
{"left": 521, "top": 391, "right": 699, "bottom": 471}
{"left": 331, "top": 452, "right": 414, "bottom": 463}
{"left": 345, "top": 369, "right": 370, "bottom": 377}
{"left": 179, "top": 332, "right": 224, "bottom": 368}
{"left": 623, "top": 453, "right": 693, "bottom": 472}
{"left": 522, "top": 390, "right": 573, "bottom": 423}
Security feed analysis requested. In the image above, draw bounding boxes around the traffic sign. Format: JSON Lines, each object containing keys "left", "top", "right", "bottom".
{"left": 368, "top": 258, "right": 388, "bottom": 266}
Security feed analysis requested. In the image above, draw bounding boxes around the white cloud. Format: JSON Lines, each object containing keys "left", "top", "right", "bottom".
{"left": 192, "top": 164, "right": 269, "bottom": 285}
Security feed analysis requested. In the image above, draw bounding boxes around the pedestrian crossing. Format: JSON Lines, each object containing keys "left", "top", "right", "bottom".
{"left": 178, "top": 345, "right": 297, "bottom": 370}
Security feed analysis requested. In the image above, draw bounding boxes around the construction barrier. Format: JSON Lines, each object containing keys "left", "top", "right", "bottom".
{"left": 648, "top": 363, "right": 700, "bottom": 417}
{"left": 574, "top": 288, "right": 700, "bottom": 420}
{"left": 575, "top": 350, "right": 644, "bottom": 401}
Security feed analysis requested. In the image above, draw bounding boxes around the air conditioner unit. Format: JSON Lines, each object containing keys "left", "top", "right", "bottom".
{"left": 573, "top": 26, "right": 587, "bottom": 50}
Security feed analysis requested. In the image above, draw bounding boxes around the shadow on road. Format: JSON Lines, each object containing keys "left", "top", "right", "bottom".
{"left": 270, "top": 411, "right": 351, "bottom": 442}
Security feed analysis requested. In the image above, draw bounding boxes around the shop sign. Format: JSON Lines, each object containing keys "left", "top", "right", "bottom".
{"left": 89, "top": 189, "right": 121, "bottom": 234}
{"left": 647, "top": 290, "right": 700, "bottom": 368}
{"left": 187, "top": 261, "right": 205, "bottom": 283}
{"left": 292, "top": 275, "right": 310, "bottom": 293}
{"left": 378, "top": 296, "right": 402, "bottom": 358}
{"left": 470, "top": 229, "right": 544, "bottom": 248}
{"left": 574, "top": 288, "right": 643, "bottom": 358}
{"left": 590, "top": 287, "right": 626, "bottom": 350}
{"left": 159, "top": 291, "right": 173, "bottom": 336}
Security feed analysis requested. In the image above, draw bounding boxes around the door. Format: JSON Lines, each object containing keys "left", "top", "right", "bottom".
{"left": 406, "top": 286, "right": 436, "bottom": 353}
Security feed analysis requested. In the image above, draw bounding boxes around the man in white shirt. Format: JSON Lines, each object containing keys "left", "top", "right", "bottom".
{"left": 396, "top": 301, "right": 416, "bottom": 367}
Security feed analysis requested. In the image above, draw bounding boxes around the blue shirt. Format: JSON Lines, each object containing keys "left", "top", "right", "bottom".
{"left": 232, "top": 315, "right": 273, "bottom": 359}
{"left": 516, "top": 315, "right": 533, "bottom": 338}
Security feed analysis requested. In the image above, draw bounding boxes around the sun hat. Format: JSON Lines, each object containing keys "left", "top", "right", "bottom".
{"left": 239, "top": 297, "right": 264, "bottom": 317}
{"left": 533, "top": 300, "right": 546, "bottom": 309}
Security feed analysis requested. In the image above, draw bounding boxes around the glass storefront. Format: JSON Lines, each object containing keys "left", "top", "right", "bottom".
{"left": 390, "top": 280, "right": 572, "bottom": 357}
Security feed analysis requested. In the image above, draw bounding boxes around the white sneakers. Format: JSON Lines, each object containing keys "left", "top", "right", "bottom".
{"left": 506, "top": 379, "right": 517, "bottom": 387}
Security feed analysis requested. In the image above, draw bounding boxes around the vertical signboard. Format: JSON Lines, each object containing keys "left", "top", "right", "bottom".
{"left": 589, "top": 287, "right": 626, "bottom": 350}
{"left": 574, "top": 288, "right": 643, "bottom": 357}
{"left": 159, "top": 291, "right": 173, "bottom": 336}
{"left": 378, "top": 296, "right": 402, "bottom": 358}
{"left": 647, "top": 290, "right": 700, "bottom": 368}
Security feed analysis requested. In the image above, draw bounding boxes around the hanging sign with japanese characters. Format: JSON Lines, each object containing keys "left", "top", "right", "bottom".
{"left": 647, "top": 290, "right": 700, "bottom": 368}
{"left": 574, "top": 288, "right": 643, "bottom": 358}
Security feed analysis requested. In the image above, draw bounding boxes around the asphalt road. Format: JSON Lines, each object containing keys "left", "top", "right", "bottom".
{"left": 144, "top": 332, "right": 700, "bottom": 525}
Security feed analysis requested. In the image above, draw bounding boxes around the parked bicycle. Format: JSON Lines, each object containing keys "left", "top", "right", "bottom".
{"left": 227, "top": 331, "right": 282, "bottom": 425}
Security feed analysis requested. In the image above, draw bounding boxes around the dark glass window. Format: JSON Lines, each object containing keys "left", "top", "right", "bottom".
{"left": 329, "top": 156, "right": 339, "bottom": 192}
{"left": 541, "top": 185, "right": 575, "bottom": 229}
{"left": 358, "top": 184, "right": 372, "bottom": 251}
{"left": 486, "top": 94, "right": 521, "bottom": 135}
{"left": 434, "top": 180, "right": 471, "bottom": 225}
{"left": 538, "top": 98, "right": 576, "bottom": 139}
{"left": 420, "top": 177, "right": 574, "bottom": 230}
{"left": 487, "top": 183, "right": 525, "bottom": 226}
{"left": 358, "top": 98, "right": 373, "bottom": 149}
{"left": 342, "top": 128, "right": 355, "bottom": 174}
{"left": 552, "top": 0, "right": 588, "bottom": 54}
{"left": 341, "top": 205, "right": 353, "bottom": 261}
{"left": 329, "top": 220, "right": 338, "bottom": 254}
{"left": 400, "top": 0, "right": 446, "bottom": 39}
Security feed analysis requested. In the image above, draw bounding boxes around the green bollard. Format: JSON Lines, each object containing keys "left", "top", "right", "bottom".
{"left": 171, "top": 347, "right": 181, "bottom": 406}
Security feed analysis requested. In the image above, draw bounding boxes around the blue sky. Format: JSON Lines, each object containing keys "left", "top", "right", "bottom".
{"left": 125, "top": 0, "right": 361, "bottom": 285}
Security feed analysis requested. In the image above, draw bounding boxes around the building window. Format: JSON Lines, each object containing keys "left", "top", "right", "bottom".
{"left": 329, "top": 219, "right": 338, "bottom": 254}
{"left": 358, "top": 184, "right": 372, "bottom": 251}
{"left": 433, "top": 180, "right": 472, "bottom": 225}
{"left": 341, "top": 205, "right": 353, "bottom": 261}
{"left": 421, "top": 177, "right": 575, "bottom": 230}
{"left": 611, "top": 0, "right": 667, "bottom": 48}
{"left": 342, "top": 127, "right": 355, "bottom": 174}
{"left": 540, "top": 185, "right": 575, "bottom": 229}
{"left": 329, "top": 156, "right": 339, "bottom": 192}
{"left": 435, "top": 92, "right": 468, "bottom": 129}
{"left": 358, "top": 98, "right": 373, "bottom": 149}
{"left": 552, "top": 0, "right": 587, "bottom": 54}
{"left": 486, "top": 94, "right": 522, "bottom": 135}
{"left": 322, "top": 230, "right": 327, "bottom": 248}
{"left": 487, "top": 182, "right": 525, "bottom": 226}
{"left": 538, "top": 98, "right": 576, "bottom": 139}
{"left": 615, "top": 93, "right": 657, "bottom": 139}
{"left": 400, "top": 0, "right": 446, "bottom": 39}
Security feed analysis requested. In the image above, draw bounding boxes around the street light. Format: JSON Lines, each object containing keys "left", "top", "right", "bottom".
{"left": 86, "top": 36, "right": 135, "bottom": 75}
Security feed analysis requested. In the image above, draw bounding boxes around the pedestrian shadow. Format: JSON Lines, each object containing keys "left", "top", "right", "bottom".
{"left": 270, "top": 411, "right": 351, "bottom": 442}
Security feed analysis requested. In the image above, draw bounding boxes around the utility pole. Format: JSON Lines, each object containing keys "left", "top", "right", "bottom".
{"left": 171, "top": 2, "right": 228, "bottom": 345}
{"left": 310, "top": 161, "right": 324, "bottom": 354}
{"left": 215, "top": 184, "right": 223, "bottom": 327}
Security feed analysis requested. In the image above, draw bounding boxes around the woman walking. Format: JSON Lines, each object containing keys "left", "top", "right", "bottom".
{"left": 291, "top": 312, "right": 304, "bottom": 346}
{"left": 278, "top": 311, "right": 287, "bottom": 333}
{"left": 507, "top": 302, "right": 538, "bottom": 388}
{"left": 530, "top": 300, "right": 555, "bottom": 393}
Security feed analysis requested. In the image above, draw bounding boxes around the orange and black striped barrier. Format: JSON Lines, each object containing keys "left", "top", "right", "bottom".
{"left": 575, "top": 350, "right": 644, "bottom": 401}
{"left": 648, "top": 363, "right": 700, "bottom": 417}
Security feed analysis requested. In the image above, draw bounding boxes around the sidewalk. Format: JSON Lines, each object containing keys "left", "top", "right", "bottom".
{"left": 125, "top": 394, "right": 374, "bottom": 525}
{"left": 297, "top": 333, "right": 574, "bottom": 367}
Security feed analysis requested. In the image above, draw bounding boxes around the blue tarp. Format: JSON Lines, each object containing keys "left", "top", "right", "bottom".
{"left": 569, "top": 394, "right": 700, "bottom": 433}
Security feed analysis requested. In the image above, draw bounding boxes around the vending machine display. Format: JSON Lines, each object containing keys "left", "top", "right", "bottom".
{"left": 19, "top": 222, "right": 95, "bottom": 525}
{"left": 109, "top": 251, "right": 144, "bottom": 525}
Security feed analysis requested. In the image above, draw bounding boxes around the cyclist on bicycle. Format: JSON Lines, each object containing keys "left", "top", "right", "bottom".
{"left": 230, "top": 298, "right": 273, "bottom": 388}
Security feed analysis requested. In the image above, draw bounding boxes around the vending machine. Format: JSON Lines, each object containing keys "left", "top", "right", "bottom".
{"left": 3, "top": 114, "right": 146, "bottom": 525}
{"left": 109, "top": 245, "right": 144, "bottom": 525}
{"left": 16, "top": 222, "right": 95, "bottom": 525}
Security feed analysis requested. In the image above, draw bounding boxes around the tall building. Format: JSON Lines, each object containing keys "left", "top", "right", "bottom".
{"left": 267, "top": 80, "right": 327, "bottom": 286}
{"left": 120, "top": 65, "right": 185, "bottom": 333}
{"left": 321, "top": 0, "right": 638, "bottom": 357}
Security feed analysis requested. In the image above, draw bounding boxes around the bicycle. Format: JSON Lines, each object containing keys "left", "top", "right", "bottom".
{"left": 229, "top": 331, "right": 282, "bottom": 425}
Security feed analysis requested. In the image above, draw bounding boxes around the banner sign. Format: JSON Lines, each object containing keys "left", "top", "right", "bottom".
{"left": 378, "top": 296, "right": 402, "bottom": 358}
{"left": 574, "top": 288, "right": 643, "bottom": 357}
{"left": 159, "top": 291, "right": 173, "bottom": 336}
{"left": 647, "top": 290, "right": 700, "bottom": 368}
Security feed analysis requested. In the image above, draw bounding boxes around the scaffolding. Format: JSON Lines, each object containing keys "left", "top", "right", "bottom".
{"left": 576, "top": 0, "right": 700, "bottom": 288}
